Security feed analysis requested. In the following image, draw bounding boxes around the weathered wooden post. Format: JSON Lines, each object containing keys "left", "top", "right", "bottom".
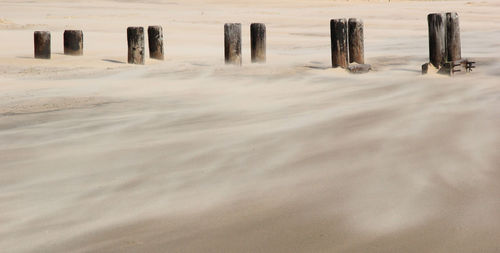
{"left": 330, "top": 19, "right": 348, "bottom": 68}
{"left": 250, "top": 23, "right": 266, "bottom": 63}
{"left": 423, "top": 12, "right": 474, "bottom": 75}
{"left": 34, "top": 31, "right": 50, "bottom": 59}
{"left": 63, "top": 30, "right": 83, "bottom": 55}
{"left": 224, "top": 23, "right": 242, "bottom": 65}
{"left": 427, "top": 13, "right": 446, "bottom": 68}
{"left": 348, "top": 18, "right": 364, "bottom": 64}
{"left": 127, "top": 27, "right": 145, "bottom": 64}
{"left": 148, "top": 26, "right": 164, "bottom": 60}
{"left": 446, "top": 12, "right": 461, "bottom": 62}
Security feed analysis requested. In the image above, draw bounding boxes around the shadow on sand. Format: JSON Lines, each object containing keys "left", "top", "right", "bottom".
{"left": 102, "top": 59, "right": 126, "bottom": 64}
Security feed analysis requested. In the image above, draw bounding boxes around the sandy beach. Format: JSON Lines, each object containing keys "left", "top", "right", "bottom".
{"left": 1, "top": 0, "right": 500, "bottom": 252}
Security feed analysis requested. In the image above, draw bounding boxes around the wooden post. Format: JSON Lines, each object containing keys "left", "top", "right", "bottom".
{"left": 427, "top": 13, "right": 446, "bottom": 68}
{"left": 63, "top": 30, "right": 83, "bottom": 55}
{"left": 330, "top": 19, "right": 348, "bottom": 68}
{"left": 348, "top": 18, "right": 364, "bottom": 64}
{"left": 34, "top": 31, "right": 50, "bottom": 59}
{"left": 127, "top": 27, "right": 145, "bottom": 64}
{"left": 446, "top": 12, "right": 461, "bottom": 62}
{"left": 224, "top": 23, "right": 242, "bottom": 65}
{"left": 250, "top": 23, "right": 266, "bottom": 63}
{"left": 148, "top": 26, "right": 164, "bottom": 60}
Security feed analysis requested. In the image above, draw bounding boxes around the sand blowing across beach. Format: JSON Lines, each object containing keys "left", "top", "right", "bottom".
{"left": 1, "top": 0, "right": 500, "bottom": 252}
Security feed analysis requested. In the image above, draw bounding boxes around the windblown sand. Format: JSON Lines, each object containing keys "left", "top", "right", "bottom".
{"left": 1, "top": 0, "right": 499, "bottom": 252}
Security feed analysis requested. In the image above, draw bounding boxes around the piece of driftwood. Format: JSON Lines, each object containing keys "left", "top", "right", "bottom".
{"left": 427, "top": 13, "right": 446, "bottom": 68}
{"left": 250, "top": 23, "right": 266, "bottom": 63}
{"left": 438, "top": 58, "right": 475, "bottom": 76}
{"left": 438, "top": 61, "right": 460, "bottom": 75}
{"left": 64, "top": 30, "right": 83, "bottom": 56}
{"left": 347, "top": 63, "right": 371, "bottom": 74}
{"left": 422, "top": 63, "right": 429, "bottom": 74}
{"left": 348, "top": 18, "right": 364, "bottom": 64}
{"left": 148, "top": 26, "right": 164, "bottom": 60}
{"left": 34, "top": 31, "right": 50, "bottom": 59}
{"left": 330, "top": 18, "right": 348, "bottom": 68}
{"left": 446, "top": 12, "right": 461, "bottom": 62}
{"left": 127, "top": 27, "right": 145, "bottom": 64}
{"left": 224, "top": 23, "right": 242, "bottom": 65}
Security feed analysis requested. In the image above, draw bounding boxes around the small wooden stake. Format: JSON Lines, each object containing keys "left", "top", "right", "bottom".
{"left": 34, "top": 31, "right": 50, "bottom": 59}
{"left": 427, "top": 13, "right": 446, "bottom": 68}
{"left": 127, "top": 27, "right": 145, "bottom": 64}
{"left": 330, "top": 19, "right": 348, "bottom": 68}
{"left": 446, "top": 12, "right": 461, "bottom": 62}
{"left": 422, "top": 63, "right": 429, "bottom": 74}
{"left": 224, "top": 23, "right": 242, "bottom": 65}
{"left": 348, "top": 18, "right": 364, "bottom": 64}
{"left": 250, "top": 23, "right": 266, "bottom": 63}
{"left": 64, "top": 30, "right": 83, "bottom": 56}
{"left": 148, "top": 26, "right": 164, "bottom": 60}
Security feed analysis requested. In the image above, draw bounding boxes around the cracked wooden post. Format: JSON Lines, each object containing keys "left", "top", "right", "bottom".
{"left": 127, "top": 27, "right": 145, "bottom": 64}
{"left": 64, "top": 30, "right": 83, "bottom": 56}
{"left": 250, "top": 23, "right": 266, "bottom": 63}
{"left": 224, "top": 23, "right": 242, "bottom": 65}
{"left": 446, "top": 12, "right": 461, "bottom": 62}
{"left": 148, "top": 26, "right": 164, "bottom": 60}
{"left": 348, "top": 18, "right": 364, "bottom": 64}
{"left": 330, "top": 18, "right": 348, "bottom": 68}
{"left": 427, "top": 13, "right": 446, "bottom": 68}
{"left": 34, "top": 31, "right": 50, "bottom": 59}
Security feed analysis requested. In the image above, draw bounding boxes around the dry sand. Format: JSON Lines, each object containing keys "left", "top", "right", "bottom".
{"left": 1, "top": 0, "right": 500, "bottom": 252}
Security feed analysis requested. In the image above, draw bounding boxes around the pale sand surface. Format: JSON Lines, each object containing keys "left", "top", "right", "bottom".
{"left": 1, "top": 0, "right": 500, "bottom": 252}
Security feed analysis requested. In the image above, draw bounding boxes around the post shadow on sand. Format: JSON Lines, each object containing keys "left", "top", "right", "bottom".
{"left": 18, "top": 53, "right": 79, "bottom": 58}
{"left": 102, "top": 59, "right": 126, "bottom": 64}
{"left": 304, "top": 65, "right": 330, "bottom": 70}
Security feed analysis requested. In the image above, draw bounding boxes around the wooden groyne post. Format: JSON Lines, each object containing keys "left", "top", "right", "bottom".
{"left": 224, "top": 23, "right": 242, "bottom": 65}
{"left": 34, "top": 31, "right": 50, "bottom": 59}
{"left": 446, "top": 12, "right": 461, "bottom": 62}
{"left": 423, "top": 12, "right": 472, "bottom": 75}
{"left": 348, "top": 18, "right": 364, "bottom": 64}
{"left": 127, "top": 27, "right": 145, "bottom": 64}
{"left": 250, "top": 23, "right": 266, "bottom": 63}
{"left": 330, "top": 18, "right": 348, "bottom": 68}
{"left": 64, "top": 30, "right": 83, "bottom": 55}
{"left": 427, "top": 13, "right": 446, "bottom": 68}
{"left": 148, "top": 26, "right": 164, "bottom": 60}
